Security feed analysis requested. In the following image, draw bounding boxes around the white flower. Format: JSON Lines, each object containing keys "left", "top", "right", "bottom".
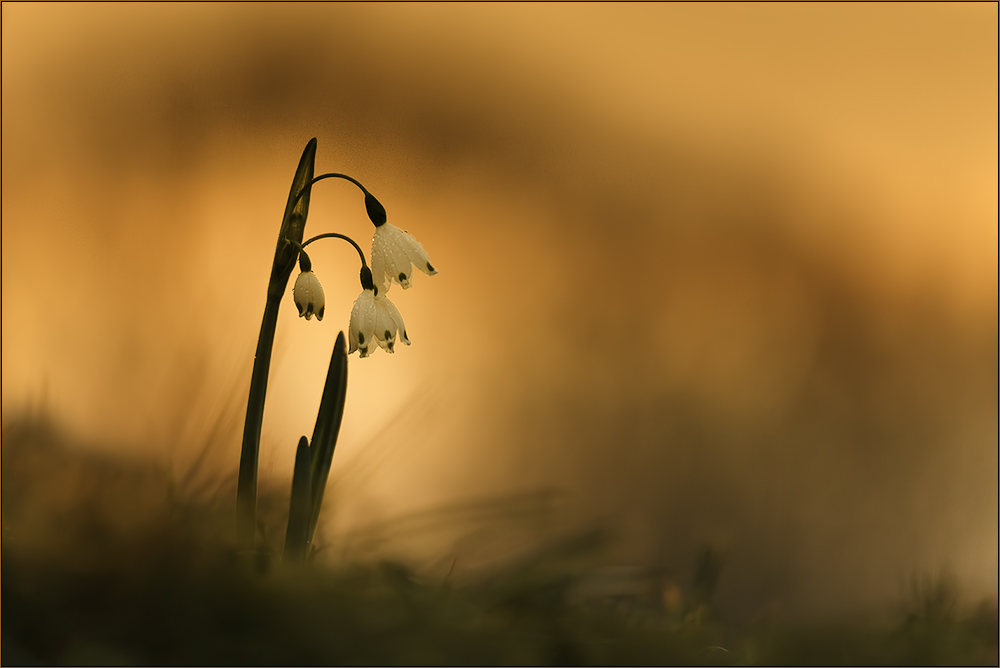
{"left": 370, "top": 223, "right": 438, "bottom": 293}
{"left": 348, "top": 288, "right": 410, "bottom": 357}
{"left": 293, "top": 271, "right": 325, "bottom": 321}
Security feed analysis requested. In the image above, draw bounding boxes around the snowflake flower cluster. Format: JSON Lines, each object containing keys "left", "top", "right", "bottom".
{"left": 292, "top": 214, "right": 437, "bottom": 358}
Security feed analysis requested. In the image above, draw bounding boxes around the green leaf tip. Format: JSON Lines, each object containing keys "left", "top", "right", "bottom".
{"left": 307, "top": 331, "right": 349, "bottom": 544}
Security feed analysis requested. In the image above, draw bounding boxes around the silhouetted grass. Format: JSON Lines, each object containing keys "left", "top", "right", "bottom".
{"left": 2, "top": 417, "right": 996, "bottom": 666}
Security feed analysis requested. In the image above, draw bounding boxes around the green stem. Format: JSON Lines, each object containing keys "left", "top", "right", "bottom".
{"left": 302, "top": 232, "right": 368, "bottom": 268}
{"left": 292, "top": 173, "right": 387, "bottom": 227}
{"left": 237, "top": 138, "right": 317, "bottom": 550}
{"left": 235, "top": 289, "right": 283, "bottom": 548}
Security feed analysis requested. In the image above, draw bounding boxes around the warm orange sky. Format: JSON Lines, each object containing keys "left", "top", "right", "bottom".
{"left": 3, "top": 3, "right": 997, "bottom": 617}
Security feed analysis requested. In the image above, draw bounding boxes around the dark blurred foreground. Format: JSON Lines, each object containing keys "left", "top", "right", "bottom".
{"left": 2, "top": 418, "right": 996, "bottom": 666}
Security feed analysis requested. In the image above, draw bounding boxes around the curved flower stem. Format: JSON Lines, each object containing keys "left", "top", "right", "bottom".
{"left": 301, "top": 232, "right": 368, "bottom": 268}
{"left": 292, "top": 173, "right": 388, "bottom": 227}
{"left": 292, "top": 173, "right": 368, "bottom": 206}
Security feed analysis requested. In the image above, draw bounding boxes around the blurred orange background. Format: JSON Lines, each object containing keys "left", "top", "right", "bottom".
{"left": 2, "top": 3, "right": 996, "bottom": 618}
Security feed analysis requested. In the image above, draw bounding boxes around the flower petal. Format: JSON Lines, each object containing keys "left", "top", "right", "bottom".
{"left": 373, "top": 296, "right": 400, "bottom": 352}
{"left": 348, "top": 289, "right": 377, "bottom": 355}
{"left": 371, "top": 223, "right": 438, "bottom": 292}
{"left": 380, "top": 295, "right": 410, "bottom": 346}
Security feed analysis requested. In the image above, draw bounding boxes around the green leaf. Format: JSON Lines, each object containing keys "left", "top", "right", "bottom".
{"left": 306, "top": 331, "right": 349, "bottom": 546}
{"left": 237, "top": 138, "right": 318, "bottom": 549}
{"left": 270, "top": 137, "right": 318, "bottom": 288}
{"left": 283, "top": 436, "right": 313, "bottom": 565}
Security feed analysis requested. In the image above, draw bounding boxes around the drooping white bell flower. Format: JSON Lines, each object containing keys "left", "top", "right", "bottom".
{"left": 370, "top": 223, "right": 438, "bottom": 293}
{"left": 293, "top": 270, "right": 325, "bottom": 321}
{"left": 348, "top": 288, "right": 410, "bottom": 357}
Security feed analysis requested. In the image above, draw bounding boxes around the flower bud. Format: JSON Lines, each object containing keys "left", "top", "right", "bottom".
{"left": 293, "top": 271, "right": 325, "bottom": 321}
{"left": 365, "top": 192, "right": 387, "bottom": 227}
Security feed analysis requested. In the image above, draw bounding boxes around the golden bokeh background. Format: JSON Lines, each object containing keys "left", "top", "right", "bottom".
{"left": 3, "top": 3, "right": 997, "bottom": 618}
